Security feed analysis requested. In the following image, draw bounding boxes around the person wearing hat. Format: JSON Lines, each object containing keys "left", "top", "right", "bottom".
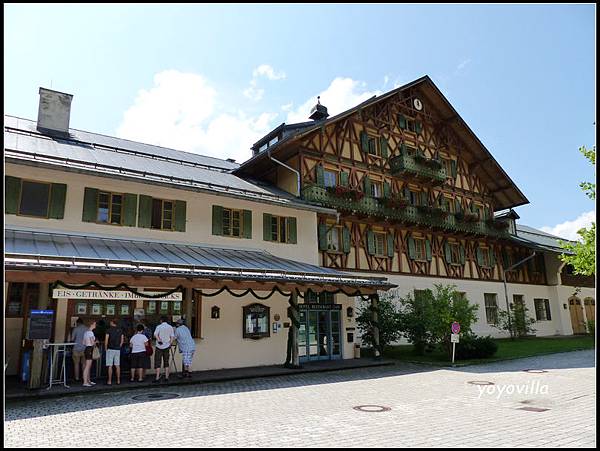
{"left": 174, "top": 318, "right": 196, "bottom": 378}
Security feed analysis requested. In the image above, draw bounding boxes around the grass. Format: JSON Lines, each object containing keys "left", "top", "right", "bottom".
{"left": 363, "top": 335, "right": 596, "bottom": 367}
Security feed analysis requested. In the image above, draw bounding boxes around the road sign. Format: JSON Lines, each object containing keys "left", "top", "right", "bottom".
{"left": 451, "top": 333, "right": 460, "bottom": 343}
{"left": 451, "top": 322, "right": 461, "bottom": 334}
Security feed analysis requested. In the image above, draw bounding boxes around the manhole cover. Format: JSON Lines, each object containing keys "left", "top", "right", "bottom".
{"left": 467, "top": 381, "right": 495, "bottom": 386}
{"left": 517, "top": 406, "right": 549, "bottom": 412}
{"left": 353, "top": 405, "right": 391, "bottom": 413}
{"left": 131, "top": 393, "right": 180, "bottom": 401}
{"left": 523, "top": 369, "right": 548, "bottom": 373}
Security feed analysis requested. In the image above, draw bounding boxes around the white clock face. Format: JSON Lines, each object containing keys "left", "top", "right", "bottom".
{"left": 413, "top": 98, "right": 423, "bottom": 111}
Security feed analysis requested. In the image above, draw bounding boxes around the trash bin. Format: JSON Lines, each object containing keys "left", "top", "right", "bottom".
{"left": 354, "top": 344, "right": 361, "bottom": 359}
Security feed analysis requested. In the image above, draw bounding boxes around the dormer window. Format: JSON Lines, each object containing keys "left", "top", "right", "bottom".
{"left": 259, "top": 143, "right": 268, "bottom": 152}
{"left": 269, "top": 136, "right": 279, "bottom": 146}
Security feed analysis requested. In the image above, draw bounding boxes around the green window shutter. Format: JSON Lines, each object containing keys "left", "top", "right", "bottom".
{"left": 211, "top": 205, "right": 223, "bottom": 235}
{"left": 444, "top": 242, "right": 452, "bottom": 264}
{"left": 367, "top": 230, "right": 375, "bottom": 255}
{"left": 387, "top": 232, "right": 395, "bottom": 258}
{"left": 342, "top": 227, "right": 351, "bottom": 254}
{"left": 398, "top": 114, "right": 407, "bottom": 130}
{"left": 5, "top": 176, "right": 21, "bottom": 214}
{"left": 455, "top": 199, "right": 462, "bottom": 213}
{"left": 48, "top": 183, "right": 67, "bottom": 219}
{"left": 489, "top": 249, "right": 496, "bottom": 268}
{"left": 425, "top": 239, "right": 432, "bottom": 261}
{"left": 316, "top": 165, "right": 325, "bottom": 187}
{"left": 339, "top": 171, "right": 349, "bottom": 187}
{"left": 242, "top": 210, "right": 252, "bottom": 239}
{"left": 451, "top": 160, "right": 457, "bottom": 178}
{"left": 502, "top": 250, "right": 510, "bottom": 269}
{"left": 363, "top": 177, "right": 372, "bottom": 196}
{"left": 263, "top": 213, "right": 272, "bottom": 241}
{"left": 545, "top": 300, "right": 552, "bottom": 320}
{"left": 82, "top": 187, "right": 99, "bottom": 222}
{"left": 138, "top": 195, "right": 153, "bottom": 228}
{"left": 318, "top": 223, "right": 328, "bottom": 251}
{"left": 383, "top": 181, "right": 391, "bottom": 199}
{"left": 415, "top": 121, "right": 422, "bottom": 134}
{"left": 459, "top": 245, "right": 466, "bottom": 264}
{"left": 476, "top": 247, "right": 483, "bottom": 266}
{"left": 174, "top": 200, "right": 187, "bottom": 232}
{"left": 400, "top": 143, "right": 407, "bottom": 156}
{"left": 360, "top": 131, "right": 369, "bottom": 154}
{"left": 403, "top": 187, "right": 411, "bottom": 202}
{"left": 122, "top": 193, "right": 138, "bottom": 227}
{"left": 380, "top": 137, "right": 388, "bottom": 158}
{"left": 407, "top": 236, "right": 416, "bottom": 260}
{"left": 420, "top": 191, "right": 428, "bottom": 206}
{"left": 288, "top": 217, "right": 297, "bottom": 244}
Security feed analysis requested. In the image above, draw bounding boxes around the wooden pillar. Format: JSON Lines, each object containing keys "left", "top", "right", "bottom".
{"left": 29, "top": 283, "right": 50, "bottom": 389}
{"left": 291, "top": 291, "right": 299, "bottom": 367}
{"left": 38, "top": 283, "right": 49, "bottom": 309}
{"left": 184, "top": 287, "right": 193, "bottom": 325}
{"left": 371, "top": 294, "right": 381, "bottom": 359}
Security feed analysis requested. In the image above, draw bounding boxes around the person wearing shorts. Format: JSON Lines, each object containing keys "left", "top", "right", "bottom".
{"left": 153, "top": 316, "right": 174, "bottom": 383}
{"left": 129, "top": 324, "right": 148, "bottom": 382}
{"left": 82, "top": 321, "right": 97, "bottom": 387}
{"left": 68, "top": 318, "right": 88, "bottom": 382}
{"left": 174, "top": 318, "right": 196, "bottom": 378}
{"left": 104, "top": 319, "right": 124, "bottom": 385}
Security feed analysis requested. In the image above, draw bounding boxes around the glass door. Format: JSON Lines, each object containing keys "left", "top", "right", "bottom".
{"left": 330, "top": 310, "right": 341, "bottom": 360}
{"left": 317, "top": 311, "right": 330, "bottom": 360}
{"left": 299, "top": 307, "right": 342, "bottom": 362}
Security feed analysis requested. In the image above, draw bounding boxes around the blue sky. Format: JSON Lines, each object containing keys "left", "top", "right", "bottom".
{"left": 4, "top": 4, "right": 596, "bottom": 237}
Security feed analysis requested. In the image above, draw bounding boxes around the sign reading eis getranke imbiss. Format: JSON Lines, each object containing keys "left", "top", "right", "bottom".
{"left": 52, "top": 289, "right": 182, "bottom": 301}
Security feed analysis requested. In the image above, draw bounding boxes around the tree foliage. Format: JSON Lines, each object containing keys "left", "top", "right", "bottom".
{"left": 356, "top": 291, "right": 403, "bottom": 356}
{"left": 559, "top": 145, "right": 596, "bottom": 276}
{"left": 492, "top": 301, "right": 537, "bottom": 338}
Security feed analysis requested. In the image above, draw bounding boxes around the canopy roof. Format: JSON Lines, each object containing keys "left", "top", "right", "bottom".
{"left": 5, "top": 228, "right": 394, "bottom": 291}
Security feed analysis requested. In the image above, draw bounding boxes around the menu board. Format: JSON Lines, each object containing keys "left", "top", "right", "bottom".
{"left": 27, "top": 310, "right": 54, "bottom": 340}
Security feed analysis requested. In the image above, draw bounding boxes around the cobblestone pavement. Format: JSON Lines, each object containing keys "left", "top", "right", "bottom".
{"left": 4, "top": 350, "right": 596, "bottom": 448}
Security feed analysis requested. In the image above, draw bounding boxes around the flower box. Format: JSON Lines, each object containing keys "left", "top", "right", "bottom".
{"left": 325, "top": 186, "right": 364, "bottom": 201}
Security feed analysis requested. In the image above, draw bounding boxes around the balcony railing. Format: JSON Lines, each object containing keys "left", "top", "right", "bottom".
{"left": 302, "top": 184, "right": 509, "bottom": 238}
{"left": 389, "top": 153, "right": 447, "bottom": 185}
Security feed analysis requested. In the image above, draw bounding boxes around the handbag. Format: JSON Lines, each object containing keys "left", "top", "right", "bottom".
{"left": 145, "top": 341, "right": 153, "bottom": 357}
{"left": 92, "top": 345, "right": 101, "bottom": 360}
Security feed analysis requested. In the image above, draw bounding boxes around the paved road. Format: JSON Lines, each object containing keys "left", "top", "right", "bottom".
{"left": 4, "top": 350, "right": 596, "bottom": 448}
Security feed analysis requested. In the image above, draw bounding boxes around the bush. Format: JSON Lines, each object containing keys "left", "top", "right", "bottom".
{"left": 587, "top": 319, "right": 595, "bottom": 339}
{"left": 356, "top": 292, "right": 403, "bottom": 356}
{"left": 455, "top": 335, "right": 498, "bottom": 360}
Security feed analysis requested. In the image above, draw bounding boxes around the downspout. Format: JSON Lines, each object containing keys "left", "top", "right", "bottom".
{"left": 267, "top": 150, "right": 301, "bottom": 198}
{"left": 502, "top": 251, "right": 537, "bottom": 339}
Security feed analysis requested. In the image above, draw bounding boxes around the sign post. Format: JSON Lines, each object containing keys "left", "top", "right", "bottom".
{"left": 451, "top": 322, "right": 461, "bottom": 364}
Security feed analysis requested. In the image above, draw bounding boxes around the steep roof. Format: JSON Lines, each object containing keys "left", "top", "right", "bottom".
{"left": 235, "top": 75, "right": 529, "bottom": 211}
{"left": 4, "top": 115, "right": 335, "bottom": 215}
{"left": 514, "top": 224, "right": 571, "bottom": 253}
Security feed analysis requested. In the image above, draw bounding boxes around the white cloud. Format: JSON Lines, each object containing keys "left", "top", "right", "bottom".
{"left": 286, "top": 77, "right": 381, "bottom": 124}
{"left": 117, "top": 70, "right": 277, "bottom": 163}
{"left": 455, "top": 58, "right": 472, "bottom": 75}
{"left": 281, "top": 102, "right": 294, "bottom": 112}
{"left": 541, "top": 210, "right": 596, "bottom": 241}
{"left": 243, "top": 80, "right": 264, "bottom": 101}
{"left": 252, "top": 64, "right": 286, "bottom": 80}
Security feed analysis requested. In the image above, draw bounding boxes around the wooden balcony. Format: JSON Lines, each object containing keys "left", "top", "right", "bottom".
{"left": 389, "top": 153, "right": 447, "bottom": 185}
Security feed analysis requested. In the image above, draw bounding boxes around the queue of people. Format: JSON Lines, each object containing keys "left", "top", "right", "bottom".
{"left": 67, "top": 315, "right": 196, "bottom": 387}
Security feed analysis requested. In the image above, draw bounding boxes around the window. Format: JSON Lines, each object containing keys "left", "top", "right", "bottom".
{"left": 243, "top": 303, "right": 270, "bottom": 339}
{"left": 270, "top": 215, "right": 290, "bottom": 243}
{"left": 222, "top": 208, "right": 243, "bottom": 237}
{"left": 323, "top": 170, "right": 338, "bottom": 188}
{"left": 479, "top": 247, "right": 493, "bottom": 267}
{"left": 327, "top": 225, "right": 342, "bottom": 252}
{"left": 484, "top": 293, "right": 498, "bottom": 324}
{"left": 258, "top": 143, "right": 268, "bottom": 152}
{"left": 373, "top": 232, "right": 386, "bottom": 256}
{"left": 371, "top": 181, "right": 383, "bottom": 198}
{"left": 443, "top": 158, "right": 454, "bottom": 178}
{"left": 446, "top": 197, "right": 456, "bottom": 214}
{"left": 151, "top": 198, "right": 175, "bottom": 230}
{"left": 268, "top": 136, "right": 279, "bottom": 146}
{"left": 367, "top": 135, "right": 379, "bottom": 156}
{"left": 534, "top": 299, "right": 551, "bottom": 321}
{"left": 97, "top": 191, "right": 123, "bottom": 225}
{"left": 5, "top": 283, "right": 40, "bottom": 318}
{"left": 19, "top": 180, "right": 51, "bottom": 217}
{"left": 413, "top": 238, "right": 427, "bottom": 261}
{"left": 512, "top": 295, "right": 524, "bottom": 308}
{"left": 449, "top": 242, "right": 461, "bottom": 265}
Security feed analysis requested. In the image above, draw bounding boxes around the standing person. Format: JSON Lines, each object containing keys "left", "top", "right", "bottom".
{"left": 82, "top": 320, "right": 97, "bottom": 387}
{"left": 174, "top": 318, "right": 196, "bottom": 378}
{"left": 140, "top": 322, "right": 153, "bottom": 379}
{"left": 104, "top": 319, "right": 124, "bottom": 385}
{"left": 68, "top": 318, "right": 88, "bottom": 383}
{"left": 129, "top": 324, "right": 148, "bottom": 383}
{"left": 153, "top": 316, "right": 174, "bottom": 383}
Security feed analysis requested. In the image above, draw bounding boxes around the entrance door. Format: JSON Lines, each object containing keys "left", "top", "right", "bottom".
{"left": 569, "top": 298, "right": 586, "bottom": 334}
{"left": 299, "top": 307, "right": 342, "bottom": 362}
{"left": 584, "top": 298, "right": 595, "bottom": 326}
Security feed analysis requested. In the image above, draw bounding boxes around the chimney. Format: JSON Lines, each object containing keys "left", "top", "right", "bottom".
{"left": 309, "top": 96, "right": 329, "bottom": 121}
{"left": 37, "top": 87, "right": 73, "bottom": 136}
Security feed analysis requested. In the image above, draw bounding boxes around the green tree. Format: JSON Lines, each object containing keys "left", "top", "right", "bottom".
{"left": 356, "top": 291, "right": 403, "bottom": 356}
{"left": 559, "top": 145, "right": 596, "bottom": 276}
{"left": 492, "top": 301, "right": 536, "bottom": 338}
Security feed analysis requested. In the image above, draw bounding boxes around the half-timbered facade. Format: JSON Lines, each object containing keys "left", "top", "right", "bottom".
{"left": 235, "top": 76, "right": 595, "bottom": 338}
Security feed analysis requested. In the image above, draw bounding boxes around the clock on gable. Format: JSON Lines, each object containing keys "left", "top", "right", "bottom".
{"left": 413, "top": 98, "right": 423, "bottom": 111}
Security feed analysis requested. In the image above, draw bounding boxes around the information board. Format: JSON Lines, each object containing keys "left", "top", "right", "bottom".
{"left": 27, "top": 310, "right": 54, "bottom": 340}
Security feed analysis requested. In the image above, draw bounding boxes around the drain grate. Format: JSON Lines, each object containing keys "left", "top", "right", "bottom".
{"left": 467, "top": 381, "right": 495, "bottom": 386}
{"left": 353, "top": 405, "right": 391, "bottom": 413}
{"left": 517, "top": 406, "right": 549, "bottom": 412}
{"left": 131, "top": 393, "right": 181, "bottom": 401}
{"left": 523, "top": 369, "right": 548, "bottom": 374}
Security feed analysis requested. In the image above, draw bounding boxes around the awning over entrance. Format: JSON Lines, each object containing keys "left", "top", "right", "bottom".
{"left": 5, "top": 228, "right": 394, "bottom": 291}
